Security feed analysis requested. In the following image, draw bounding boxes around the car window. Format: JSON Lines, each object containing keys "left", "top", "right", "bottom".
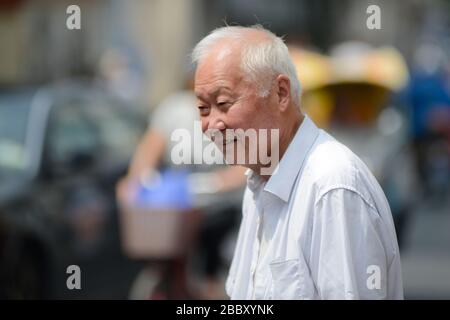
{"left": 81, "top": 98, "right": 142, "bottom": 160}
{"left": 47, "top": 101, "right": 100, "bottom": 166}
{"left": 0, "top": 93, "right": 32, "bottom": 172}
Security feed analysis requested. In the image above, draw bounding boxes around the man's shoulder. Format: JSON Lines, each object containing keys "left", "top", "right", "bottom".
{"left": 302, "top": 130, "right": 372, "bottom": 195}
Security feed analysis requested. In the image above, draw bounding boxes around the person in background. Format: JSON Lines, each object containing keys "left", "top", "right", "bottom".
{"left": 405, "top": 41, "right": 450, "bottom": 202}
{"left": 116, "top": 75, "right": 246, "bottom": 299}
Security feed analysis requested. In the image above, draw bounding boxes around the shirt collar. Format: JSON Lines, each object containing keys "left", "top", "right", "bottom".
{"left": 246, "top": 115, "right": 320, "bottom": 202}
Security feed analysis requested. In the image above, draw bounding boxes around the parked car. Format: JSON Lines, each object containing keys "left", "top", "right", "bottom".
{"left": 0, "top": 82, "right": 147, "bottom": 299}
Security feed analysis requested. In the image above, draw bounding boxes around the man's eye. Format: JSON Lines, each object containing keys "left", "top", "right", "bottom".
{"left": 217, "top": 101, "right": 231, "bottom": 107}
{"left": 198, "top": 106, "right": 210, "bottom": 114}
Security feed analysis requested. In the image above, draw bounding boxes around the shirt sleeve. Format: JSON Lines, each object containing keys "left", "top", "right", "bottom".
{"left": 310, "top": 188, "right": 391, "bottom": 299}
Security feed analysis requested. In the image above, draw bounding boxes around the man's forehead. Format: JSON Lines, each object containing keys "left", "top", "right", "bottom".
{"left": 194, "top": 58, "right": 243, "bottom": 96}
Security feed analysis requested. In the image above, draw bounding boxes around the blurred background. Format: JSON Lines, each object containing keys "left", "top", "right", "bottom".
{"left": 0, "top": 0, "right": 449, "bottom": 299}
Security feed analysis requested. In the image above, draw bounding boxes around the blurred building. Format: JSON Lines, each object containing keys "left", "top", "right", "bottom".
{"left": 0, "top": 0, "right": 202, "bottom": 108}
{"left": 1, "top": 0, "right": 449, "bottom": 107}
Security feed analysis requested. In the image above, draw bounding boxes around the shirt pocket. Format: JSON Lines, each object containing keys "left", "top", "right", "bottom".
{"left": 269, "top": 257, "right": 317, "bottom": 300}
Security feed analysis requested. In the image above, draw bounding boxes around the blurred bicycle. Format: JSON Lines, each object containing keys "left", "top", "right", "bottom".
{"left": 117, "top": 168, "right": 244, "bottom": 299}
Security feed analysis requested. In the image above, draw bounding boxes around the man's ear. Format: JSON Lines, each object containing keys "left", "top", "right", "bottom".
{"left": 276, "top": 75, "right": 291, "bottom": 112}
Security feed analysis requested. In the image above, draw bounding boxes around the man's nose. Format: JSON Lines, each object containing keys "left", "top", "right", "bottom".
{"left": 204, "top": 109, "right": 226, "bottom": 132}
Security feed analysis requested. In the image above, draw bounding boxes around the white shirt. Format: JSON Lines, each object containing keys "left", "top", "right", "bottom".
{"left": 225, "top": 115, "right": 403, "bottom": 300}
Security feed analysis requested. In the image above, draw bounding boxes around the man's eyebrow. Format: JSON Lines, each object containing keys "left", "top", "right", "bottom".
{"left": 196, "top": 86, "right": 233, "bottom": 100}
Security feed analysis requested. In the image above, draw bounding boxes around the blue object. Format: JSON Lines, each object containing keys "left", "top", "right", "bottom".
{"left": 135, "top": 169, "right": 193, "bottom": 210}
{"left": 403, "top": 70, "right": 450, "bottom": 138}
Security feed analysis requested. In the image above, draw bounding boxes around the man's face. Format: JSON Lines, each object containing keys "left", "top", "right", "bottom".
{"left": 194, "top": 45, "right": 279, "bottom": 167}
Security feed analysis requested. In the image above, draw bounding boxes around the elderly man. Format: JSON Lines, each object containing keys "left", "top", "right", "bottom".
{"left": 191, "top": 25, "right": 403, "bottom": 300}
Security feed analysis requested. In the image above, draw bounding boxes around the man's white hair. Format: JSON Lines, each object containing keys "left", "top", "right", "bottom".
{"left": 192, "top": 25, "right": 302, "bottom": 106}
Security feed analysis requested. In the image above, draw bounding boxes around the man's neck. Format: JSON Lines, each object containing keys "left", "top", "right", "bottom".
{"left": 279, "top": 113, "right": 304, "bottom": 161}
{"left": 257, "top": 112, "right": 304, "bottom": 182}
